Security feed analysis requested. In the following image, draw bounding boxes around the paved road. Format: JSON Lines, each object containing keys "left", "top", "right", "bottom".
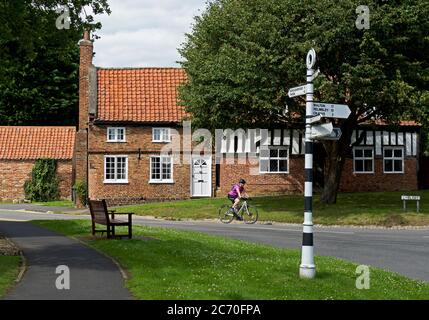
{"left": 1, "top": 208, "right": 429, "bottom": 283}
{"left": 0, "top": 219, "right": 132, "bottom": 300}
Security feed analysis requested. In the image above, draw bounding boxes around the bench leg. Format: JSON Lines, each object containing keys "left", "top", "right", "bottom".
{"left": 112, "top": 225, "right": 115, "bottom": 238}
{"left": 128, "top": 223, "right": 132, "bottom": 239}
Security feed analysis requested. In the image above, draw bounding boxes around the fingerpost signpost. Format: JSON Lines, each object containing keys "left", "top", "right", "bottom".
{"left": 287, "top": 49, "right": 351, "bottom": 279}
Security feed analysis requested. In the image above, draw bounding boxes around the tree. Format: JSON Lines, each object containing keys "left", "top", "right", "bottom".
{"left": 0, "top": 0, "right": 110, "bottom": 126}
{"left": 179, "top": 0, "right": 429, "bottom": 203}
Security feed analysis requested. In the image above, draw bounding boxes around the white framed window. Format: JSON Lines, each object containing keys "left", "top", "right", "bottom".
{"left": 104, "top": 155, "right": 128, "bottom": 183}
{"left": 259, "top": 147, "right": 289, "bottom": 173}
{"left": 152, "top": 128, "right": 171, "bottom": 142}
{"left": 150, "top": 156, "right": 173, "bottom": 183}
{"left": 107, "top": 127, "right": 126, "bottom": 142}
{"left": 353, "top": 147, "right": 374, "bottom": 173}
{"left": 383, "top": 147, "right": 404, "bottom": 173}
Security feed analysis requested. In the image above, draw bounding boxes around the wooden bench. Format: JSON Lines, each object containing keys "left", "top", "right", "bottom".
{"left": 88, "top": 199, "right": 133, "bottom": 239}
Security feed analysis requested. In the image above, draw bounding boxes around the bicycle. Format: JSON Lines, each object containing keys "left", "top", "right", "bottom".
{"left": 218, "top": 197, "right": 258, "bottom": 224}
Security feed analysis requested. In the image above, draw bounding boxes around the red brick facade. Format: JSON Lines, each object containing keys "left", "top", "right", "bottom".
{"left": 339, "top": 158, "right": 418, "bottom": 192}
{"left": 216, "top": 155, "right": 419, "bottom": 196}
{"left": 217, "top": 156, "right": 304, "bottom": 196}
{"left": 0, "top": 160, "right": 73, "bottom": 201}
{"left": 87, "top": 125, "right": 216, "bottom": 205}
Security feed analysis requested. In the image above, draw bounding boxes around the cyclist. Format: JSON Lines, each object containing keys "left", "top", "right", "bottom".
{"left": 227, "top": 179, "right": 248, "bottom": 217}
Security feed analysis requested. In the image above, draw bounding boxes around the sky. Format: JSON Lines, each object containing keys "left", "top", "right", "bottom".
{"left": 91, "top": 0, "right": 208, "bottom": 68}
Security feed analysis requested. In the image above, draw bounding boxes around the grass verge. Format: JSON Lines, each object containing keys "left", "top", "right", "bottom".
{"left": 33, "top": 200, "right": 74, "bottom": 207}
{"left": 115, "top": 190, "right": 429, "bottom": 226}
{"left": 33, "top": 219, "right": 429, "bottom": 300}
{"left": 0, "top": 256, "right": 20, "bottom": 298}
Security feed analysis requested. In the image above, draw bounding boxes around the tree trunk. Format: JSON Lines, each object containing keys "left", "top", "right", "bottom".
{"left": 320, "top": 118, "right": 356, "bottom": 204}
{"left": 320, "top": 143, "right": 345, "bottom": 204}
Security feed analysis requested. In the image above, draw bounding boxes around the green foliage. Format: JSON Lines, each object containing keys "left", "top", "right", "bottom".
{"left": 0, "top": 1, "right": 110, "bottom": 126}
{"left": 24, "top": 159, "right": 60, "bottom": 202}
{"left": 179, "top": 0, "right": 429, "bottom": 130}
{"left": 73, "top": 180, "right": 87, "bottom": 206}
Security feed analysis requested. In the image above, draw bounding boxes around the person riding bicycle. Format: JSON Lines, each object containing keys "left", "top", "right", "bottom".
{"left": 227, "top": 179, "right": 248, "bottom": 217}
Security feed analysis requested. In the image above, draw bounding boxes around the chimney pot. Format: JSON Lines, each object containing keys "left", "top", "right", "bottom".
{"left": 83, "top": 30, "right": 90, "bottom": 41}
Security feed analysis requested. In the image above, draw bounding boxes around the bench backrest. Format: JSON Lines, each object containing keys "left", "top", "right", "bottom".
{"left": 88, "top": 199, "right": 109, "bottom": 225}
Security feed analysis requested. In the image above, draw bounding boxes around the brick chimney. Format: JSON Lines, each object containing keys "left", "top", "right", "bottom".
{"left": 78, "top": 30, "right": 93, "bottom": 129}
{"left": 74, "top": 31, "right": 94, "bottom": 207}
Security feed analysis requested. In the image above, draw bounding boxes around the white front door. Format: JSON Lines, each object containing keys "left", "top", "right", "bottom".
{"left": 191, "top": 156, "right": 211, "bottom": 197}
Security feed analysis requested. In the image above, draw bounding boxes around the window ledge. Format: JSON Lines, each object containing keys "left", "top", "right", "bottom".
{"left": 103, "top": 180, "right": 129, "bottom": 184}
{"left": 106, "top": 141, "right": 127, "bottom": 143}
{"left": 149, "top": 180, "right": 174, "bottom": 184}
{"left": 259, "top": 171, "right": 289, "bottom": 174}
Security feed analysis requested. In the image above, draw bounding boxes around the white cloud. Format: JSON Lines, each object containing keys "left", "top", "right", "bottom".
{"left": 92, "top": 0, "right": 207, "bottom": 67}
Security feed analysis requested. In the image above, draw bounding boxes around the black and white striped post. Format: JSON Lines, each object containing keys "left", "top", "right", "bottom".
{"left": 299, "top": 48, "right": 316, "bottom": 279}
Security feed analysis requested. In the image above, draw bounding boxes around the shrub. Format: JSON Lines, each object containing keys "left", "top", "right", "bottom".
{"left": 73, "top": 180, "right": 87, "bottom": 206}
{"left": 24, "top": 159, "right": 60, "bottom": 202}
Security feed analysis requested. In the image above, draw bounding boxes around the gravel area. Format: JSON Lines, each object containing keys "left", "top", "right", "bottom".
{"left": 0, "top": 236, "right": 21, "bottom": 256}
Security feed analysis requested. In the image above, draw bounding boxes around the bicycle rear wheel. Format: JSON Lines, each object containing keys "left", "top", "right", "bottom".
{"left": 243, "top": 205, "right": 258, "bottom": 224}
{"left": 218, "top": 204, "right": 234, "bottom": 224}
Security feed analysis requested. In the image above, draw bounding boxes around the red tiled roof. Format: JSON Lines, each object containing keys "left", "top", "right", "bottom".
{"left": 0, "top": 126, "right": 75, "bottom": 160}
{"left": 97, "top": 68, "right": 188, "bottom": 123}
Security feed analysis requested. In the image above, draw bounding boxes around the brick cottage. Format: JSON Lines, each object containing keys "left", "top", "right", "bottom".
{"left": 75, "top": 32, "right": 421, "bottom": 205}
{"left": 75, "top": 31, "right": 215, "bottom": 205}
{"left": 216, "top": 123, "right": 420, "bottom": 196}
{"left": 0, "top": 126, "right": 75, "bottom": 201}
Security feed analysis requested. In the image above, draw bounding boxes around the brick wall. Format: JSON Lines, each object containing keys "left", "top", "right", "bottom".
{"left": 88, "top": 153, "right": 191, "bottom": 205}
{"left": 88, "top": 125, "right": 206, "bottom": 205}
{"left": 57, "top": 161, "right": 73, "bottom": 199}
{"left": 217, "top": 155, "right": 418, "bottom": 196}
{"left": 339, "top": 158, "right": 418, "bottom": 192}
{"left": 0, "top": 160, "right": 73, "bottom": 201}
{"left": 217, "top": 156, "right": 304, "bottom": 197}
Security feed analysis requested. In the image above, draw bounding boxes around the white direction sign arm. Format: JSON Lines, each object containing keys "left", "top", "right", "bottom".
{"left": 288, "top": 85, "right": 306, "bottom": 98}
{"left": 310, "top": 122, "right": 333, "bottom": 139}
{"left": 313, "top": 102, "right": 351, "bottom": 119}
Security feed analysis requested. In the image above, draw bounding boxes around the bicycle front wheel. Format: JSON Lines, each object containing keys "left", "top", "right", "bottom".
{"left": 218, "top": 204, "right": 234, "bottom": 224}
{"left": 243, "top": 205, "right": 258, "bottom": 224}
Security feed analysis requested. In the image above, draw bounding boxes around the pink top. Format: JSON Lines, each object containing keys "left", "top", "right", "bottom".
{"left": 228, "top": 184, "right": 244, "bottom": 198}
